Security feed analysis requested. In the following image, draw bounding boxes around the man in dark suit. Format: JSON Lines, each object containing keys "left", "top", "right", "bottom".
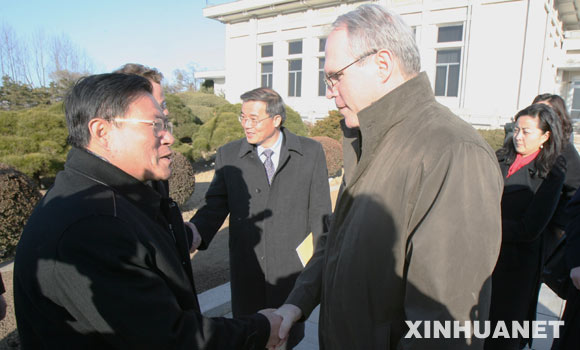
{"left": 188, "top": 87, "right": 332, "bottom": 349}
{"left": 13, "top": 73, "right": 281, "bottom": 349}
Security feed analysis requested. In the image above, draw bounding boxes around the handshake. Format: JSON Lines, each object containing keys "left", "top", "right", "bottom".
{"left": 185, "top": 222, "right": 305, "bottom": 348}
{"left": 258, "top": 304, "right": 303, "bottom": 349}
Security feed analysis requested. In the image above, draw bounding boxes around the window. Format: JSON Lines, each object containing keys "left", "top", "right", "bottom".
{"left": 261, "top": 62, "right": 273, "bottom": 88}
{"left": 288, "top": 59, "right": 302, "bottom": 97}
{"left": 319, "top": 38, "right": 326, "bottom": 53}
{"left": 571, "top": 81, "right": 580, "bottom": 119}
{"left": 438, "top": 25, "right": 463, "bottom": 43}
{"left": 435, "top": 49, "right": 460, "bottom": 97}
{"left": 434, "top": 24, "right": 463, "bottom": 97}
{"left": 318, "top": 58, "right": 326, "bottom": 96}
{"left": 261, "top": 44, "right": 273, "bottom": 58}
{"left": 289, "top": 40, "right": 303, "bottom": 55}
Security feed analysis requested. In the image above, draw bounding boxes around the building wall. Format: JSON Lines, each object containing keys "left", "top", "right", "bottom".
{"left": 214, "top": 0, "right": 572, "bottom": 127}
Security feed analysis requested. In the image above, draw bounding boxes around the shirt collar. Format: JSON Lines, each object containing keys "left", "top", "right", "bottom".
{"left": 257, "top": 129, "right": 283, "bottom": 156}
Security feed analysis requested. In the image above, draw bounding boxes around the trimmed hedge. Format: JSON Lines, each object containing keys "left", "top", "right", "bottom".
{"left": 310, "top": 110, "right": 343, "bottom": 141}
{"left": 284, "top": 106, "right": 308, "bottom": 137}
{"left": 478, "top": 129, "right": 505, "bottom": 151}
{"left": 312, "top": 136, "right": 343, "bottom": 177}
{"left": 169, "top": 152, "right": 196, "bottom": 207}
{"left": 0, "top": 164, "right": 42, "bottom": 262}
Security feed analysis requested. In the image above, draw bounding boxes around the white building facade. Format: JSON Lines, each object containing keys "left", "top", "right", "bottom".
{"left": 199, "top": 0, "right": 580, "bottom": 127}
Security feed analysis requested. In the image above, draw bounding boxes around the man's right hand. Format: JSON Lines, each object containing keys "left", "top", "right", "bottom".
{"left": 273, "top": 304, "right": 302, "bottom": 348}
{"left": 571, "top": 266, "right": 580, "bottom": 290}
{"left": 184, "top": 222, "right": 202, "bottom": 252}
{"left": 258, "top": 308, "right": 282, "bottom": 349}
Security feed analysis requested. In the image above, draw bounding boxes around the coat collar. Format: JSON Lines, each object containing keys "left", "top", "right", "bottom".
{"left": 357, "top": 72, "right": 435, "bottom": 155}
{"left": 237, "top": 127, "right": 303, "bottom": 158}
{"left": 65, "top": 147, "right": 163, "bottom": 219}
{"left": 345, "top": 72, "right": 435, "bottom": 186}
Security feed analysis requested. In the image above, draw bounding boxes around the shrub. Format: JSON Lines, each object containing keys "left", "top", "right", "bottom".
{"left": 173, "top": 123, "right": 200, "bottom": 143}
{"left": 215, "top": 103, "right": 241, "bottom": 115}
{"left": 310, "top": 110, "right": 343, "bottom": 141}
{"left": 0, "top": 136, "right": 39, "bottom": 157}
{"left": 0, "top": 103, "right": 69, "bottom": 183}
{"left": 477, "top": 129, "right": 505, "bottom": 151}
{"left": 169, "top": 152, "right": 196, "bottom": 207}
{"left": 312, "top": 136, "right": 343, "bottom": 177}
{"left": 166, "top": 94, "right": 202, "bottom": 126}
{"left": 0, "top": 164, "right": 42, "bottom": 262}
{"left": 284, "top": 106, "right": 308, "bottom": 137}
{"left": 209, "top": 112, "right": 245, "bottom": 150}
{"left": 175, "top": 91, "right": 229, "bottom": 123}
{"left": 0, "top": 153, "right": 64, "bottom": 186}
{"left": 176, "top": 91, "right": 229, "bottom": 108}
{"left": 189, "top": 105, "right": 216, "bottom": 123}
{"left": 172, "top": 143, "right": 194, "bottom": 161}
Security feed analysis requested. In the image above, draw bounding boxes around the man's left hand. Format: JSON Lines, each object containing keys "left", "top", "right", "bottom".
{"left": 571, "top": 266, "right": 580, "bottom": 290}
{"left": 184, "top": 222, "right": 202, "bottom": 252}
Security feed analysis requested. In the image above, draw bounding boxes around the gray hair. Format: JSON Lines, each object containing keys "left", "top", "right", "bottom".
{"left": 240, "top": 87, "right": 286, "bottom": 125}
{"left": 333, "top": 4, "right": 420, "bottom": 76}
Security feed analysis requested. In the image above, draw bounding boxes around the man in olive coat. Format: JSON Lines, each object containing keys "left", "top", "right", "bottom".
{"left": 188, "top": 88, "right": 331, "bottom": 348}
{"left": 274, "top": 4, "right": 503, "bottom": 350}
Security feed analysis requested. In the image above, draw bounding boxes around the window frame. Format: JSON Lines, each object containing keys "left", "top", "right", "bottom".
{"left": 433, "top": 23, "right": 465, "bottom": 98}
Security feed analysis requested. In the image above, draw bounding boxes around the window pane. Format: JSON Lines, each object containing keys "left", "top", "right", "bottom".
{"left": 296, "top": 72, "right": 302, "bottom": 97}
{"left": 438, "top": 25, "right": 463, "bottom": 42}
{"left": 319, "top": 57, "right": 325, "bottom": 69}
{"left": 435, "top": 66, "right": 447, "bottom": 96}
{"left": 261, "top": 75, "right": 268, "bottom": 88}
{"left": 261, "top": 62, "right": 273, "bottom": 73}
{"left": 437, "top": 49, "right": 461, "bottom": 64}
{"left": 289, "top": 59, "right": 302, "bottom": 71}
{"left": 319, "top": 70, "right": 326, "bottom": 96}
{"left": 572, "top": 87, "right": 580, "bottom": 110}
{"left": 289, "top": 40, "right": 303, "bottom": 54}
{"left": 261, "top": 44, "right": 273, "bottom": 58}
{"left": 289, "top": 73, "right": 296, "bottom": 97}
{"left": 319, "top": 38, "right": 326, "bottom": 52}
{"left": 447, "top": 64, "right": 460, "bottom": 97}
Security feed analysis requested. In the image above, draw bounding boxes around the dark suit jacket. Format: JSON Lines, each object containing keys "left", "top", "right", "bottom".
{"left": 192, "top": 127, "right": 331, "bottom": 316}
{"left": 14, "top": 147, "right": 269, "bottom": 350}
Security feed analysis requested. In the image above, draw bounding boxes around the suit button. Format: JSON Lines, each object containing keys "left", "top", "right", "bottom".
{"left": 255, "top": 188, "right": 261, "bottom": 193}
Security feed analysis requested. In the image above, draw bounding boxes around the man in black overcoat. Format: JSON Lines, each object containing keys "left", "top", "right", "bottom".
{"left": 13, "top": 73, "right": 281, "bottom": 349}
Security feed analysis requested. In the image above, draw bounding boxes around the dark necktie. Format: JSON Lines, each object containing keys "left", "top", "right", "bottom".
{"left": 263, "top": 149, "right": 275, "bottom": 185}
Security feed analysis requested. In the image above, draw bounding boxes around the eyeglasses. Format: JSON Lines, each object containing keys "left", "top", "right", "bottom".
{"left": 238, "top": 114, "right": 272, "bottom": 127}
{"left": 112, "top": 118, "right": 173, "bottom": 137}
{"left": 324, "top": 51, "right": 377, "bottom": 89}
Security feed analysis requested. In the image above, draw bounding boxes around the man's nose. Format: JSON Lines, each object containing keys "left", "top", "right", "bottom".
{"left": 326, "top": 84, "right": 337, "bottom": 99}
{"left": 161, "top": 129, "right": 174, "bottom": 146}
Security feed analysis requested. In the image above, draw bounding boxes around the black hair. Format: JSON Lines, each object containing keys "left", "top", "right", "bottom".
{"left": 497, "top": 103, "right": 563, "bottom": 178}
{"left": 65, "top": 73, "right": 152, "bottom": 148}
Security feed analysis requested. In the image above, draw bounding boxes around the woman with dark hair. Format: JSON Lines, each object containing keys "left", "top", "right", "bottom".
{"left": 485, "top": 104, "right": 567, "bottom": 350}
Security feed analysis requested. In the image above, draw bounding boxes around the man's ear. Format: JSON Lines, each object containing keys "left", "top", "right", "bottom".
{"left": 375, "top": 49, "right": 394, "bottom": 83}
{"left": 87, "top": 118, "right": 112, "bottom": 148}
{"left": 273, "top": 115, "right": 282, "bottom": 128}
